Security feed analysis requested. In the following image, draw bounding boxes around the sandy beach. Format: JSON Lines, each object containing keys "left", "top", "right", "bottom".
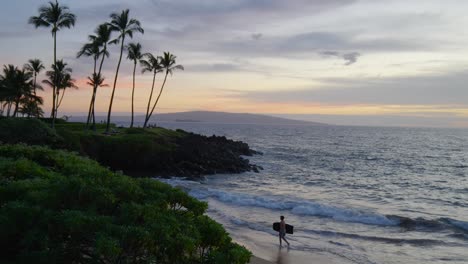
{"left": 249, "top": 250, "right": 350, "bottom": 264}
{"left": 241, "top": 237, "right": 355, "bottom": 264}
{"left": 249, "top": 256, "right": 272, "bottom": 264}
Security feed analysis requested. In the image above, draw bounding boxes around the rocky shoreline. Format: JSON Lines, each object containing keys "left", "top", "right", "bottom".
{"left": 105, "top": 130, "right": 264, "bottom": 179}
{"left": 0, "top": 118, "right": 262, "bottom": 179}
{"left": 170, "top": 131, "right": 263, "bottom": 178}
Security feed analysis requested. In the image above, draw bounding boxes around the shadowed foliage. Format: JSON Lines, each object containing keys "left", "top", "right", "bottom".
{"left": 0, "top": 118, "right": 63, "bottom": 146}
{"left": 0, "top": 144, "right": 252, "bottom": 264}
{"left": 0, "top": 65, "right": 42, "bottom": 118}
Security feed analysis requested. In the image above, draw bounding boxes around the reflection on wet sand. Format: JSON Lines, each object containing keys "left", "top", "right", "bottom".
{"left": 276, "top": 246, "right": 290, "bottom": 264}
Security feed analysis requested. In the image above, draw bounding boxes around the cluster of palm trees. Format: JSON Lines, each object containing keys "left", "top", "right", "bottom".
{"left": 14, "top": 0, "right": 183, "bottom": 132}
{"left": 0, "top": 59, "right": 57, "bottom": 118}
{"left": 0, "top": 57, "right": 77, "bottom": 120}
{"left": 2, "top": 1, "right": 184, "bottom": 132}
{"left": 77, "top": 9, "right": 184, "bottom": 131}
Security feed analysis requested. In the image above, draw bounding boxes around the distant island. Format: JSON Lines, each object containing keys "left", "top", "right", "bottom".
{"left": 175, "top": 119, "right": 202, "bottom": 122}
{"left": 70, "top": 111, "right": 328, "bottom": 126}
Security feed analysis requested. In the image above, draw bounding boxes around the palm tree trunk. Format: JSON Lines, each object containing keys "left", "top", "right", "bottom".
{"left": 7, "top": 102, "right": 12, "bottom": 117}
{"left": 143, "top": 72, "right": 157, "bottom": 128}
{"left": 51, "top": 31, "right": 57, "bottom": 128}
{"left": 86, "top": 58, "right": 98, "bottom": 128}
{"left": 33, "top": 73, "right": 37, "bottom": 96}
{"left": 146, "top": 72, "right": 169, "bottom": 127}
{"left": 86, "top": 95, "right": 94, "bottom": 127}
{"left": 106, "top": 37, "right": 125, "bottom": 133}
{"left": 91, "top": 43, "right": 107, "bottom": 130}
{"left": 131, "top": 62, "right": 137, "bottom": 128}
{"left": 91, "top": 44, "right": 108, "bottom": 130}
{"left": 13, "top": 98, "right": 20, "bottom": 117}
{"left": 54, "top": 90, "right": 60, "bottom": 120}
{"left": 57, "top": 89, "right": 66, "bottom": 109}
{"left": 86, "top": 90, "right": 96, "bottom": 126}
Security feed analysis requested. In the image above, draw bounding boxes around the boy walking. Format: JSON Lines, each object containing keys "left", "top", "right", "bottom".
{"left": 279, "top": 215, "right": 290, "bottom": 247}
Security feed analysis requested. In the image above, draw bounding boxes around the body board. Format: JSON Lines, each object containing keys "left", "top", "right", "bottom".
{"left": 273, "top": 222, "right": 294, "bottom": 234}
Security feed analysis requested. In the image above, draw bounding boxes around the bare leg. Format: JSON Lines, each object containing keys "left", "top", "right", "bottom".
{"left": 282, "top": 236, "right": 290, "bottom": 246}
{"left": 279, "top": 234, "right": 282, "bottom": 246}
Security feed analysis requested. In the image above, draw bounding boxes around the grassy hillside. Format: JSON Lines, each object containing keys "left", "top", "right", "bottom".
{"left": 0, "top": 118, "right": 260, "bottom": 178}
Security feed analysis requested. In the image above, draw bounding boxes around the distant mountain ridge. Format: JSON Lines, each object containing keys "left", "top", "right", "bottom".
{"left": 151, "top": 111, "right": 327, "bottom": 125}
{"left": 69, "top": 111, "right": 327, "bottom": 126}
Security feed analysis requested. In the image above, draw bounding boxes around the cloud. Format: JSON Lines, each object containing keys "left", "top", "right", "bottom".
{"left": 229, "top": 70, "right": 468, "bottom": 106}
{"left": 148, "top": 0, "right": 355, "bottom": 21}
{"left": 342, "top": 52, "right": 361, "bottom": 65}
{"left": 185, "top": 63, "right": 243, "bottom": 72}
{"left": 251, "top": 33, "right": 263, "bottom": 40}
{"left": 320, "top": 51, "right": 340, "bottom": 56}
{"left": 320, "top": 50, "right": 361, "bottom": 65}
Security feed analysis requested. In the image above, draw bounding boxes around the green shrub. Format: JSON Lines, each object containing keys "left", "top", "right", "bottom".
{"left": 0, "top": 118, "right": 63, "bottom": 147}
{"left": 0, "top": 145, "right": 251, "bottom": 263}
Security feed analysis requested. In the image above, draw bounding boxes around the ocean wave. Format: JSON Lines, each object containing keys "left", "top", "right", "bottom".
{"left": 442, "top": 218, "right": 468, "bottom": 232}
{"left": 188, "top": 187, "right": 398, "bottom": 226}
{"left": 160, "top": 178, "right": 468, "bottom": 236}
{"left": 388, "top": 216, "right": 468, "bottom": 234}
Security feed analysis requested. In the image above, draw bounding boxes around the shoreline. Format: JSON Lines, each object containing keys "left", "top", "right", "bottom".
{"left": 249, "top": 256, "right": 273, "bottom": 264}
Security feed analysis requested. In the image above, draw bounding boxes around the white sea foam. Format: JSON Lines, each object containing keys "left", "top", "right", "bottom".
{"left": 185, "top": 185, "right": 398, "bottom": 226}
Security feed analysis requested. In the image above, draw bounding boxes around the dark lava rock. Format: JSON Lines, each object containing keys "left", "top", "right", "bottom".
{"left": 169, "top": 131, "right": 261, "bottom": 178}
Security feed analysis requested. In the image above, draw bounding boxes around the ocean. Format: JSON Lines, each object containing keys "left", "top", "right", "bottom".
{"left": 134, "top": 122, "right": 468, "bottom": 264}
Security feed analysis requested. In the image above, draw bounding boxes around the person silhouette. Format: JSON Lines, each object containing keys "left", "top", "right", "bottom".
{"left": 279, "top": 215, "right": 290, "bottom": 247}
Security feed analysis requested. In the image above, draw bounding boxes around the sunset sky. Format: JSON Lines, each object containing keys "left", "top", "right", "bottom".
{"left": 1, "top": 0, "right": 468, "bottom": 127}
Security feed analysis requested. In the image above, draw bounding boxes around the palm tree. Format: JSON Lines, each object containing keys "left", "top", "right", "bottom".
{"left": 0, "top": 65, "right": 34, "bottom": 117}
{"left": 0, "top": 80, "right": 5, "bottom": 116}
{"left": 144, "top": 52, "right": 184, "bottom": 127}
{"left": 0, "top": 65, "right": 18, "bottom": 117}
{"left": 0, "top": 65, "right": 15, "bottom": 117}
{"left": 77, "top": 38, "right": 101, "bottom": 75}
{"left": 87, "top": 73, "right": 108, "bottom": 90}
{"left": 105, "top": 9, "right": 144, "bottom": 133}
{"left": 126, "top": 42, "right": 144, "bottom": 128}
{"left": 94, "top": 24, "right": 112, "bottom": 75}
{"left": 78, "top": 23, "right": 112, "bottom": 128}
{"left": 42, "top": 60, "right": 77, "bottom": 120}
{"left": 56, "top": 73, "right": 78, "bottom": 112}
{"left": 24, "top": 59, "right": 45, "bottom": 95}
{"left": 19, "top": 94, "right": 44, "bottom": 118}
{"left": 140, "top": 54, "right": 163, "bottom": 128}
{"left": 29, "top": 0, "right": 76, "bottom": 124}
{"left": 78, "top": 34, "right": 102, "bottom": 127}
{"left": 86, "top": 73, "right": 108, "bottom": 125}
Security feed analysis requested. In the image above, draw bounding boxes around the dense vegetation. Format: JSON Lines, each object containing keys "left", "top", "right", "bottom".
{"left": 0, "top": 144, "right": 251, "bottom": 263}
{"left": 0, "top": 118, "right": 260, "bottom": 178}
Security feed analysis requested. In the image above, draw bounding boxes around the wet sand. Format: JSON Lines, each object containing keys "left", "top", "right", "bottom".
{"left": 249, "top": 250, "right": 349, "bottom": 264}
{"left": 236, "top": 228, "right": 355, "bottom": 264}
{"left": 249, "top": 256, "right": 273, "bottom": 264}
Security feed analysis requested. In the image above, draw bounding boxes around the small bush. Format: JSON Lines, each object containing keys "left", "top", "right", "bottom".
{"left": 0, "top": 145, "right": 251, "bottom": 264}
{"left": 0, "top": 118, "right": 63, "bottom": 147}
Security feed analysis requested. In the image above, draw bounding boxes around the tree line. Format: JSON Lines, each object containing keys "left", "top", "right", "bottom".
{"left": 0, "top": 0, "right": 183, "bottom": 132}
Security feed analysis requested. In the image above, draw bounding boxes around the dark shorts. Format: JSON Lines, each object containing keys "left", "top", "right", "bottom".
{"left": 279, "top": 231, "right": 286, "bottom": 237}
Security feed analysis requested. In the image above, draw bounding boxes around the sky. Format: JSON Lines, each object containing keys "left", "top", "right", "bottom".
{"left": 1, "top": 0, "right": 468, "bottom": 127}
